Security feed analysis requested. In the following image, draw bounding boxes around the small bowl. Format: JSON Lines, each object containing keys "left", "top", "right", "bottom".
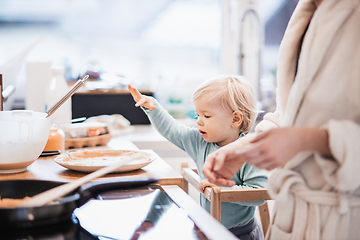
{"left": 0, "top": 110, "right": 51, "bottom": 173}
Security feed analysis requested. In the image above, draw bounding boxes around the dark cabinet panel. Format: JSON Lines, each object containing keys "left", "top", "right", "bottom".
{"left": 71, "top": 93, "right": 152, "bottom": 125}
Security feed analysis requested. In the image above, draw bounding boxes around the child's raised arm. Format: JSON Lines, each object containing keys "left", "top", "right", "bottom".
{"left": 128, "top": 85, "right": 156, "bottom": 110}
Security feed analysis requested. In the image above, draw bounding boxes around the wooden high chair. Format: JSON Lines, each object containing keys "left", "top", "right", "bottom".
{"left": 181, "top": 163, "right": 271, "bottom": 237}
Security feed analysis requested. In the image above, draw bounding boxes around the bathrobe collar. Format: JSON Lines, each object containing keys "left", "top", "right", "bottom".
{"left": 277, "top": 0, "right": 359, "bottom": 127}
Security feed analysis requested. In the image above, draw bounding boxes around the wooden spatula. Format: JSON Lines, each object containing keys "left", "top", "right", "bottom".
{"left": 17, "top": 153, "right": 141, "bottom": 208}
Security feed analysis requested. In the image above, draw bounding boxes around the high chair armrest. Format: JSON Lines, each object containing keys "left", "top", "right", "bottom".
{"left": 220, "top": 188, "right": 271, "bottom": 202}
{"left": 181, "top": 167, "right": 201, "bottom": 190}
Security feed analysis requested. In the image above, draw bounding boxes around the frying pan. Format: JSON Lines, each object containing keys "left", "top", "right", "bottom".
{"left": 0, "top": 177, "right": 158, "bottom": 228}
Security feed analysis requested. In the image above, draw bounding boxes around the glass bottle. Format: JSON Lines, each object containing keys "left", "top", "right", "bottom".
{"left": 43, "top": 126, "right": 65, "bottom": 153}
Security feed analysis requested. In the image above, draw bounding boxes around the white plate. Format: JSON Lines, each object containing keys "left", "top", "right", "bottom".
{"left": 54, "top": 149, "right": 155, "bottom": 173}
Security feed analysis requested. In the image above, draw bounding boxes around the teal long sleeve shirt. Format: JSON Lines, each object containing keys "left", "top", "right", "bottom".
{"left": 142, "top": 99, "right": 268, "bottom": 229}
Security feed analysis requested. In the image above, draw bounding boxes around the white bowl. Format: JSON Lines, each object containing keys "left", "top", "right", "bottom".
{"left": 0, "top": 110, "right": 51, "bottom": 173}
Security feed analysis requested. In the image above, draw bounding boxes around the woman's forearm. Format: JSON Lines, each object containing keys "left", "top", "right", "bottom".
{"left": 299, "top": 128, "right": 332, "bottom": 157}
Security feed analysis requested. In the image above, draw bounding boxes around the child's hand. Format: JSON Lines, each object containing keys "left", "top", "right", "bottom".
{"left": 128, "top": 85, "right": 156, "bottom": 110}
{"left": 199, "top": 178, "right": 216, "bottom": 193}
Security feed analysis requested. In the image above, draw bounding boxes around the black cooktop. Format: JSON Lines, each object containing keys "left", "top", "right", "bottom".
{"left": 3, "top": 217, "right": 96, "bottom": 240}
{"left": 3, "top": 189, "right": 209, "bottom": 240}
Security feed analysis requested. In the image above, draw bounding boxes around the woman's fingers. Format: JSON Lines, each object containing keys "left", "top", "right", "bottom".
{"left": 237, "top": 137, "right": 283, "bottom": 170}
{"left": 212, "top": 151, "right": 226, "bottom": 172}
{"left": 210, "top": 177, "right": 236, "bottom": 187}
{"left": 204, "top": 129, "right": 292, "bottom": 181}
{"left": 203, "top": 152, "right": 237, "bottom": 187}
{"left": 234, "top": 142, "right": 271, "bottom": 170}
{"left": 203, "top": 151, "right": 228, "bottom": 179}
{"left": 202, "top": 154, "right": 218, "bottom": 182}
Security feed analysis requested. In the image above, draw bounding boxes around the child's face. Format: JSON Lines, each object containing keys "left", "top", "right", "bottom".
{"left": 194, "top": 96, "right": 241, "bottom": 147}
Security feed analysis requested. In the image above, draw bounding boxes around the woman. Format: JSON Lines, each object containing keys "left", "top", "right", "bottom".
{"left": 203, "top": 0, "right": 360, "bottom": 239}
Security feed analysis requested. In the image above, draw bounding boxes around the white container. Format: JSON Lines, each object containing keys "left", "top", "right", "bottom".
{"left": 26, "top": 61, "right": 52, "bottom": 112}
{"left": 0, "top": 110, "right": 51, "bottom": 173}
{"left": 46, "top": 65, "right": 72, "bottom": 124}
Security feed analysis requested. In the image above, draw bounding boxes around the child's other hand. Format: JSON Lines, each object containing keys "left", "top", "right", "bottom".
{"left": 128, "top": 85, "right": 156, "bottom": 110}
{"left": 199, "top": 178, "right": 216, "bottom": 193}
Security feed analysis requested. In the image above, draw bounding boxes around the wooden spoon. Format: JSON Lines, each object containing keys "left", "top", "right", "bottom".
{"left": 17, "top": 153, "right": 141, "bottom": 208}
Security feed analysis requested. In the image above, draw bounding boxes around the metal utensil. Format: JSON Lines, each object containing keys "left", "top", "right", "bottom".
{"left": 46, "top": 75, "right": 89, "bottom": 118}
{"left": 0, "top": 74, "right": 16, "bottom": 111}
{"left": 17, "top": 153, "right": 141, "bottom": 208}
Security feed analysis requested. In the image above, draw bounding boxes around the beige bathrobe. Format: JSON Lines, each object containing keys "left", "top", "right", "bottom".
{"left": 255, "top": 0, "right": 360, "bottom": 239}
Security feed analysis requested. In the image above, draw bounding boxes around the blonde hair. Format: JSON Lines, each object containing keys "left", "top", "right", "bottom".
{"left": 192, "top": 75, "right": 258, "bottom": 134}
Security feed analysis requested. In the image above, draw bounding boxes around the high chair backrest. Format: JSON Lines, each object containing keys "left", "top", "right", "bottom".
{"left": 181, "top": 162, "right": 271, "bottom": 237}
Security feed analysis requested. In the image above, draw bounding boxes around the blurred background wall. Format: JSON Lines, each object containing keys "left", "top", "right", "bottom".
{"left": 0, "top": 0, "right": 298, "bottom": 117}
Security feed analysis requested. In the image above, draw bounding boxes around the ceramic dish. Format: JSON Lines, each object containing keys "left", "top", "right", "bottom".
{"left": 54, "top": 149, "right": 155, "bottom": 173}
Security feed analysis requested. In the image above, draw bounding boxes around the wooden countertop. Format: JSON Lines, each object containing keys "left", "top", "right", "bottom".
{"left": 0, "top": 137, "right": 184, "bottom": 189}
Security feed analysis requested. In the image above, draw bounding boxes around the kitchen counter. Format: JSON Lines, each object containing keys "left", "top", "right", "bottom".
{"left": 0, "top": 134, "right": 237, "bottom": 240}
{"left": 0, "top": 138, "right": 185, "bottom": 189}
{"left": 112, "top": 119, "right": 197, "bottom": 158}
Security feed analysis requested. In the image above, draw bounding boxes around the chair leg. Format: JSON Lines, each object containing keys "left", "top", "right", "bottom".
{"left": 258, "top": 202, "right": 270, "bottom": 236}
{"left": 210, "top": 187, "right": 221, "bottom": 222}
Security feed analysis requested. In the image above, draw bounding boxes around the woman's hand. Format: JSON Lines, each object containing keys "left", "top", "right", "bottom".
{"left": 241, "top": 127, "right": 331, "bottom": 170}
{"left": 202, "top": 134, "right": 255, "bottom": 187}
{"left": 128, "top": 85, "right": 156, "bottom": 110}
{"left": 203, "top": 127, "right": 331, "bottom": 187}
{"left": 239, "top": 128, "right": 304, "bottom": 170}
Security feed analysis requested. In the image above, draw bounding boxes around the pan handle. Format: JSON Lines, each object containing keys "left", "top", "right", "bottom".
{"left": 76, "top": 177, "right": 158, "bottom": 206}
